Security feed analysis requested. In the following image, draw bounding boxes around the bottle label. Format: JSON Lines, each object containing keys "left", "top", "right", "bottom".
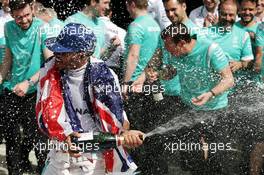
{"left": 78, "top": 132, "right": 94, "bottom": 141}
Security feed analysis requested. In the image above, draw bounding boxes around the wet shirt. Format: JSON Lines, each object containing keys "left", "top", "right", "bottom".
{"left": 41, "top": 17, "right": 64, "bottom": 39}
{"left": 3, "top": 18, "right": 46, "bottom": 94}
{"left": 235, "top": 21, "right": 260, "bottom": 55}
{"left": 0, "top": 10, "right": 12, "bottom": 64}
{"left": 169, "top": 39, "right": 229, "bottom": 111}
{"left": 200, "top": 24, "right": 254, "bottom": 89}
{"left": 65, "top": 12, "right": 106, "bottom": 58}
{"left": 99, "top": 16, "right": 126, "bottom": 68}
{"left": 65, "top": 63, "right": 99, "bottom": 132}
{"left": 160, "top": 19, "right": 199, "bottom": 96}
{"left": 148, "top": 0, "right": 171, "bottom": 30}
{"left": 124, "top": 14, "right": 161, "bottom": 81}
{"left": 202, "top": 24, "right": 254, "bottom": 62}
{"left": 256, "top": 22, "right": 264, "bottom": 76}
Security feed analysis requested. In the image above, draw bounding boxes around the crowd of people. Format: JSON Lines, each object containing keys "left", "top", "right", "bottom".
{"left": 0, "top": 0, "right": 263, "bottom": 174}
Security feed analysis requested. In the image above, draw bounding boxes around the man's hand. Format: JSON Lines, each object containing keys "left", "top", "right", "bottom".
{"left": 254, "top": 59, "right": 262, "bottom": 73}
{"left": 13, "top": 80, "right": 30, "bottom": 97}
{"left": 122, "top": 130, "right": 145, "bottom": 148}
{"left": 65, "top": 132, "right": 81, "bottom": 158}
{"left": 110, "top": 36, "right": 121, "bottom": 48}
{"left": 204, "top": 13, "right": 218, "bottom": 27}
{"left": 192, "top": 92, "right": 213, "bottom": 106}
{"left": 229, "top": 60, "right": 243, "bottom": 72}
{"left": 122, "top": 84, "right": 130, "bottom": 100}
{"left": 123, "top": 120, "right": 130, "bottom": 130}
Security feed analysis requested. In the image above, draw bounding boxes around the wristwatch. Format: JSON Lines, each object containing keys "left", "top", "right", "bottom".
{"left": 27, "top": 78, "right": 35, "bottom": 87}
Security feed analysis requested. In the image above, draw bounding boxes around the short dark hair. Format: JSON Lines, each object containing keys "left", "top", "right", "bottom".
{"left": 238, "top": 0, "right": 257, "bottom": 5}
{"left": 219, "top": 0, "right": 239, "bottom": 10}
{"left": 162, "top": 0, "right": 186, "bottom": 4}
{"left": 82, "top": 0, "right": 100, "bottom": 10}
{"left": 126, "top": 0, "right": 148, "bottom": 9}
{"left": 161, "top": 22, "right": 191, "bottom": 45}
{"left": 9, "top": 0, "right": 33, "bottom": 12}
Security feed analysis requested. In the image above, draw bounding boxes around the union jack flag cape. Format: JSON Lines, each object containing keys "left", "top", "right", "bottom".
{"left": 36, "top": 57, "right": 137, "bottom": 173}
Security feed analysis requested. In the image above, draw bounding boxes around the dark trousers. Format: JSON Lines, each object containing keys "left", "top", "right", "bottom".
{"left": 1, "top": 89, "right": 47, "bottom": 175}
{"left": 125, "top": 93, "right": 184, "bottom": 175}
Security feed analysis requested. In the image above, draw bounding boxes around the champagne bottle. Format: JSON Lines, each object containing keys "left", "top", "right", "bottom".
{"left": 70, "top": 131, "right": 125, "bottom": 153}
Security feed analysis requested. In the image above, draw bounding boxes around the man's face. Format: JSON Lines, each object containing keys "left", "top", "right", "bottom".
{"left": 164, "top": 0, "right": 186, "bottom": 23}
{"left": 97, "top": 0, "right": 110, "bottom": 17}
{"left": 54, "top": 52, "right": 84, "bottom": 70}
{"left": 164, "top": 37, "right": 186, "bottom": 57}
{"left": 1, "top": 0, "right": 9, "bottom": 7}
{"left": 219, "top": 3, "right": 237, "bottom": 29}
{"left": 12, "top": 4, "right": 33, "bottom": 30}
{"left": 1, "top": 0, "right": 10, "bottom": 12}
{"left": 239, "top": 0, "right": 257, "bottom": 24}
{"left": 257, "top": 0, "right": 264, "bottom": 13}
{"left": 126, "top": 1, "right": 135, "bottom": 18}
{"left": 203, "top": 0, "right": 218, "bottom": 11}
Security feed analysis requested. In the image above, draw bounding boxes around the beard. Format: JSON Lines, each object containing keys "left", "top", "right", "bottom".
{"left": 241, "top": 14, "right": 255, "bottom": 24}
{"left": 219, "top": 19, "right": 235, "bottom": 31}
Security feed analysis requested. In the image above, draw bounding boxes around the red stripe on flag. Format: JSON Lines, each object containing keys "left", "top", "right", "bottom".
{"left": 104, "top": 150, "right": 114, "bottom": 172}
{"left": 36, "top": 67, "right": 67, "bottom": 141}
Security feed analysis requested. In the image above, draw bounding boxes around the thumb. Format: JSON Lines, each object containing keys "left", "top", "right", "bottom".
{"left": 70, "top": 132, "right": 81, "bottom": 138}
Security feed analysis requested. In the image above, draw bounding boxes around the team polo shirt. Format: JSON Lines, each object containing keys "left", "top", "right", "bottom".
{"left": 124, "top": 14, "right": 161, "bottom": 81}
{"left": 169, "top": 39, "right": 229, "bottom": 111}
{"left": 235, "top": 21, "right": 260, "bottom": 54}
{"left": 3, "top": 18, "right": 47, "bottom": 94}
{"left": 159, "top": 19, "right": 200, "bottom": 96}
{"left": 65, "top": 12, "right": 106, "bottom": 58}
{"left": 148, "top": 0, "right": 171, "bottom": 30}
{"left": 203, "top": 24, "right": 254, "bottom": 62}
{"left": 200, "top": 24, "right": 254, "bottom": 89}
{"left": 256, "top": 23, "right": 264, "bottom": 76}
{"left": 41, "top": 17, "right": 64, "bottom": 39}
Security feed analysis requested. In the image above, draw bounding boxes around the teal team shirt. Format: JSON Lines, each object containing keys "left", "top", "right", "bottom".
{"left": 160, "top": 19, "right": 200, "bottom": 96}
{"left": 0, "top": 37, "right": 5, "bottom": 63}
{"left": 40, "top": 17, "right": 64, "bottom": 39}
{"left": 3, "top": 18, "right": 47, "bottom": 94}
{"left": 65, "top": 12, "right": 106, "bottom": 58}
{"left": 200, "top": 24, "right": 254, "bottom": 90}
{"left": 234, "top": 21, "right": 262, "bottom": 84}
{"left": 203, "top": 24, "right": 253, "bottom": 62}
{"left": 235, "top": 21, "right": 260, "bottom": 54}
{"left": 124, "top": 14, "right": 161, "bottom": 81}
{"left": 169, "top": 39, "right": 229, "bottom": 111}
{"left": 0, "top": 37, "right": 5, "bottom": 94}
{"left": 256, "top": 23, "right": 264, "bottom": 76}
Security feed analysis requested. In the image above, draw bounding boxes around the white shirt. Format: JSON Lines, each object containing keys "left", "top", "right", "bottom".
{"left": 148, "top": 0, "right": 171, "bottom": 30}
{"left": 0, "top": 9, "right": 13, "bottom": 39}
{"left": 66, "top": 63, "right": 99, "bottom": 133}
{"left": 189, "top": 5, "right": 218, "bottom": 28}
{"left": 99, "top": 17, "right": 127, "bottom": 68}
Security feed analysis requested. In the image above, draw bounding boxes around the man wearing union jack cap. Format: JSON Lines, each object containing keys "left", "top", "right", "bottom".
{"left": 37, "top": 23, "right": 144, "bottom": 175}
